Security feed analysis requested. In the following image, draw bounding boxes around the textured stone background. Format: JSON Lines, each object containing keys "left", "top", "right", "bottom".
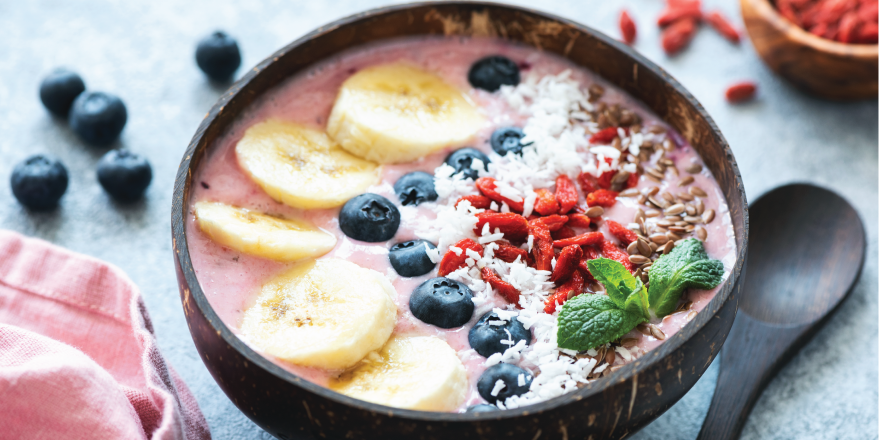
{"left": 0, "top": 0, "right": 876, "bottom": 439}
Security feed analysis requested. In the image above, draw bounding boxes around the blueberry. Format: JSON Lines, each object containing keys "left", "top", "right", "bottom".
{"left": 409, "top": 277, "right": 474, "bottom": 328}
{"left": 393, "top": 171, "right": 437, "bottom": 206}
{"left": 490, "top": 127, "right": 531, "bottom": 156}
{"left": 389, "top": 239, "right": 437, "bottom": 277}
{"left": 96, "top": 150, "right": 152, "bottom": 201}
{"left": 468, "top": 56, "right": 520, "bottom": 92}
{"left": 196, "top": 31, "right": 242, "bottom": 81}
{"left": 39, "top": 69, "right": 86, "bottom": 117}
{"left": 468, "top": 311, "right": 532, "bottom": 358}
{"left": 444, "top": 148, "right": 490, "bottom": 181}
{"left": 466, "top": 404, "right": 500, "bottom": 413}
{"left": 10, "top": 155, "right": 69, "bottom": 210}
{"left": 477, "top": 363, "right": 533, "bottom": 404}
{"left": 69, "top": 91, "right": 127, "bottom": 146}
{"left": 339, "top": 193, "right": 400, "bottom": 242}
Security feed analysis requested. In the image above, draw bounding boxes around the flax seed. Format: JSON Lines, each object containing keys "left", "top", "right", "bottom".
{"left": 637, "top": 238, "right": 652, "bottom": 257}
{"left": 685, "top": 163, "right": 703, "bottom": 174}
{"left": 695, "top": 198, "right": 705, "bottom": 215}
{"left": 684, "top": 215, "right": 702, "bottom": 224}
{"left": 666, "top": 231, "right": 682, "bottom": 241}
{"left": 689, "top": 186, "right": 708, "bottom": 198}
{"left": 645, "top": 209, "right": 661, "bottom": 218}
{"left": 643, "top": 186, "right": 660, "bottom": 197}
{"left": 702, "top": 209, "right": 715, "bottom": 223}
{"left": 678, "top": 192, "right": 694, "bottom": 202}
{"left": 585, "top": 206, "right": 604, "bottom": 217}
{"left": 687, "top": 310, "right": 698, "bottom": 321}
{"left": 629, "top": 255, "right": 649, "bottom": 264}
{"left": 637, "top": 323, "right": 652, "bottom": 336}
{"left": 605, "top": 349, "right": 616, "bottom": 365}
{"left": 685, "top": 205, "right": 697, "bottom": 216}
{"left": 650, "top": 242, "right": 659, "bottom": 252}
{"left": 621, "top": 338, "right": 638, "bottom": 348}
{"left": 661, "top": 191, "right": 675, "bottom": 203}
{"left": 627, "top": 241, "right": 640, "bottom": 255}
{"left": 649, "top": 324, "right": 666, "bottom": 340}
{"left": 649, "top": 233, "right": 669, "bottom": 244}
{"left": 696, "top": 226, "right": 707, "bottom": 240}
{"left": 664, "top": 204, "right": 685, "bottom": 215}
{"left": 633, "top": 208, "right": 646, "bottom": 224}
{"left": 637, "top": 194, "right": 648, "bottom": 204}
{"left": 677, "top": 175, "right": 694, "bottom": 186}
{"left": 669, "top": 226, "right": 689, "bottom": 234}
{"left": 662, "top": 241, "right": 675, "bottom": 254}
{"left": 619, "top": 188, "right": 640, "bottom": 197}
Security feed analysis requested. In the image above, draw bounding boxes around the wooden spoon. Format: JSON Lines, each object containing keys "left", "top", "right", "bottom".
{"left": 697, "top": 183, "right": 865, "bottom": 440}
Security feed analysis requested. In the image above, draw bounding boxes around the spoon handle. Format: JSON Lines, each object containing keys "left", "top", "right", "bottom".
{"left": 696, "top": 313, "right": 807, "bottom": 440}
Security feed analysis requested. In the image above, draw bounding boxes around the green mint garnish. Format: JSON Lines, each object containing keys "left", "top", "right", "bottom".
{"left": 556, "top": 294, "right": 645, "bottom": 351}
{"left": 586, "top": 257, "right": 639, "bottom": 309}
{"left": 647, "top": 238, "right": 724, "bottom": 317}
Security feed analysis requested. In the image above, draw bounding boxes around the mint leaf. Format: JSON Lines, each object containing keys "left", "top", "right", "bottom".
{"left": 557, "top": 295, "right": 646, "bottom": 351}
{"left": 587, "top": 258, "right": 639, "bottom": 308}
{"left": 623, "top": 278, "right": 651, "bottom": 320}
{"left": 648, "top": 238, "right": 724, "bottom": 317}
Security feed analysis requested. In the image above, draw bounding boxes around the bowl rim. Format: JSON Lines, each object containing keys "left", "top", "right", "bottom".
{"left": 172, "top": 0, "right": 749, "bottom": 422}
{"left": 743, "top": 0, "right": 879, "bottom": 56}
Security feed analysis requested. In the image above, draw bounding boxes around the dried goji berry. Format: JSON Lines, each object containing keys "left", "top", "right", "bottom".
{"left": 552, "top": 225, "right": 577, "bottom": 241}
{"left": 481, "top": 267, "right": 522, "bottom": 306}
{"left": 530, "top": 214, "right": 569, "bottom": 232}
{"left": 533, "top": 188, "right": 560, "bottom": 216}
{"left": 555, "top": 175, "right": 579, "bottom": 214}
{"left": 578, "top": 172, "right": 600, "bottom": 194}
{"left": 600, "top": 240, "right": 634, "bottom": 273}
{"left": 838, "top": 11, "right": 860, "bottom": 43}
{"left": 725, "top": 81, "right": 757, "bottom": 103}
{"left": 438, "top": 239, "right": 483, "bottom": 276}
{"left": 494, "top": 241, "right": 531, "bottom": 264}
{"left": 706, "top": 11, "right": 741, "bottom": 43}
{"left": 578, "top": 246, "right": 602, "bottom": 284}
{"left": 551, "top": 245, "right": 583, "bottom": 283}
{"left": 586, "top": 189, "right": 619, "bottom": 208}
{"left": 529, "top": 222, "right": 554, "bottom": 272}
{"left": 662, "top": 17, "right": 699, "bottom": 55}
{"left": 544, "top": 269, "right": 585, "bottom": 313}
{"left": 626, "top": 171, "right": 639, "bottom": 189}
{"left": 474, "top": 212, "right": 529, "bottom": 241}
{"left": 657, "top": 3, "right": 703, "bottom": 27}
{"left": 553, "top": 231, "right": 605, "bottom": 248}
{"left": 567, "top": 213, "right": 592, "bottom": 228}
{"left": 859, "top": 22, "right": 879, "bottom": 43}
{"left": 455, "top": 194, "right": 492, "bottom": 210}
{"left": 475, "top": 177, "right": 525, "bottom": 212}
{"left": 607, "top": 219, "right": 639, "bottom": 245}
{"left": 589, "top": 127, "right": 619, "bottom": 144}
{"left": 620, "top": 10, "right": 638, "bottom": 44}
{"left": 597, "top": 170, "right": 615, "bottom": 190}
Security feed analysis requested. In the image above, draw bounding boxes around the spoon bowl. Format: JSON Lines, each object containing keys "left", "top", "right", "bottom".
{"left": 698, "top": 183, "right": 865, "bottom": 439}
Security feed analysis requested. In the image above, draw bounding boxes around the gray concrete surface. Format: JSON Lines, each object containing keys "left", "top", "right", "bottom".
{"left": 0, "top": 0, "right": 876, "bottom": 439}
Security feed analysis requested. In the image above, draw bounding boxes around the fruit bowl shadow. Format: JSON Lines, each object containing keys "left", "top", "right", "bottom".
{"left": 171, "top": 3, "right": 748, "bottom": 439}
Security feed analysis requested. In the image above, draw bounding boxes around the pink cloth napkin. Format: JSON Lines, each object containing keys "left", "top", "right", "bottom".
{"left": 0, "top": 230, "right": 211, "bottom": 440}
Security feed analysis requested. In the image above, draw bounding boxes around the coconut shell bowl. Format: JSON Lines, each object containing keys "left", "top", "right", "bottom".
{"left": 171, "top": 3, "right": 749, "bottom": 439}
{"left": 741, "top": 0, "right": 878, "bottom": 100}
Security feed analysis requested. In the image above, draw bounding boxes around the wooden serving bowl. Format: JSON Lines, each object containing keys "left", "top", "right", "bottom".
{"left": 171, "top": 3, "right": 749, "bottom": 439}
{"left": 741, "top": 0, "right": 878, "bottom": 100}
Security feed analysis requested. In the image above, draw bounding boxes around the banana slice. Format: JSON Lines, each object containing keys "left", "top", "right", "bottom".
{"left": 329, "top": 335, "right": 467, "bottom": 411}
{"left": 327, "top": 63, "right": 484, "bottom": 164}
{"left": 235, "top": 120, "right": 381, "bottom": 209}
{"left": 193, "top": 201, "right": 336, "bottom": 262}
{"left": 240, "top": 259, "right": 397, "bottom": 370}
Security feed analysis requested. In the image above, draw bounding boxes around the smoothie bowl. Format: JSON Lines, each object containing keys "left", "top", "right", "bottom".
{"left": 172, "top": 3, "right": 748, "bottom": 439}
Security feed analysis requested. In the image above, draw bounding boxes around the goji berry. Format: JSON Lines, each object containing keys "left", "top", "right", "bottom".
{"left": 555, "top": 175, "right": 579, "bottom": 214}
{"left": 551, "top": 245, "right": 582, "bottom": 283}
{"left": 706, "top": 11, "right": 741, "bottom": 43}
{"left": 474, "top": 212, "right": 529, "bottom": 241}
{"left": 589, "top": 127, "right": 619, "bottom": 144}
{"left": 606, "top": 219, "right": 639, "bottom": 245}
{"left": 620, "top": 10, "right": 638, "bottom": 44}
{"left": 657, "top": 4, "right": 703, "bottom": 27}
{"left": 481, "top": 267, "right": 522, "bottom": 306}
{"left": 626, "top": 171, "right": 640, "bottom": 189}
{"left": 552, "top": 225, "right": 577, "bottom": 241}
{"left": 455, "top": 194, "right": 492, "bottom": 210}
{"left": 578, "top": 172, "right": 600, "bottom": 194}
{"left": 597, "top": 170, "right": 615, "bottom": 190}
{"left": 586, "top": 189, "right": 619, "bottom": 208}
{"left": 578, "top": 246, "right": 602, "bottom": 284}
{"left": 475, "top": 177, "right": 525, "bottom": 212}
{"left": 600, "top": 240, "right": 634, "bottom": 273}
{"left": 533, "top": 188, "right": 560, "bottom": 216}
{"left": 859, "top": 22, "right": 879, "bottom": 43}
{"left": 544, "top": 269, "right": 585, "bottom": 313}
{"left": 529, "top": 222, "right": 554, "bottom": 272}
{"left": 725, "top": 81, "right": 757, "bottom": 103}
{"left": 662, "top": 17, "right": 699, "bottom": 55}
{"left": 553, "top": 231, "right": 605, "bottom": 248}
{"left": 494, "top": 241, "right": 531, "bottom": 264}
{"left": 530, "top": 214, "right": 569, "bottom": 232}
{"left": 438, "top": 239, "right": 483, "bottom": 276}
{"left": 567, "top": 213, "right": 592, "bottom": 228}
{"left": 838, "top": 11, "right": 860, "bottom": 43}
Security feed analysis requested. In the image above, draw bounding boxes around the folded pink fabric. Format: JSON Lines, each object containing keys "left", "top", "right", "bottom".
{"left": 0, "top": 230, "right": 210, "bottom": 440}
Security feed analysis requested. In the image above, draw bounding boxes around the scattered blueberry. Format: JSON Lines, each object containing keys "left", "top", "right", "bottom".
{"left": 389, "top": 239, "right": 437, "bottom": 277}
{"left": 39, "top": 69, "right": 86, "bottom": 117}
{"left": 468, "top": 311, "right": 532, "bottom": 358}
{"left": 69, "top": 91, "right": 127, "bottom": 146}
{"left": 468, "top": 55, "right": 520, "bottom": 92}
{"left": 393, "top": 171, "right": 437, "bottom": 206}
{"left": 477, "top": 363, "right": 533, "bottom": 404}
{"left": 339, "top": 193, "right": 400, "bottom": 242}
{"left": 466, "top": 404, "right": 500, "bottom": 413}
{"left": 196, "top": 31, "right": 242, "bottom": 81}
{"left": 10, "top": 155, "right": 69, "bottom": 210}
{"left": 444, "top": 148, "right": 490, "bottom": 181}
{"left": 490, "top": 127, "right": 530, "bottom": 156}
{"left": 96, "top": 150, "right": 152, "bottom": 202}
{"left": 409, "top": 277, "right": 474, "bottom": 328}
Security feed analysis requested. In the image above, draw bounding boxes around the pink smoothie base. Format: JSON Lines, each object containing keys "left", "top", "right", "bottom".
{"left": 185, "top": 36, "right": 737, "bottom": 411}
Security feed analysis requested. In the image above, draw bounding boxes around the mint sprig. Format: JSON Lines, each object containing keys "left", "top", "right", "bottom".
{"left": 555, "top": 239, "right": 723, "bottom": 351}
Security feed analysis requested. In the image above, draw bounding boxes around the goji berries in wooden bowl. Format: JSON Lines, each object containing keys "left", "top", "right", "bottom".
{"left": 741, "top": 0, "right": 878, "bottom": 99}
